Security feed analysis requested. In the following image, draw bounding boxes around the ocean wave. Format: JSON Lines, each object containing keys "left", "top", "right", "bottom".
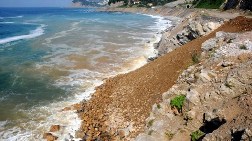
{"left": 0, "top": 81, "right": 102, "bottom": 141}
{"left": 0, "top": 121, "right": 8, "bottom": 129}
{"left": 0, "top": 11, "right": 173, "bottom": 141}
{"left": 0, "top": 22, "right": 43, "bottom": 25}
{"left": 0, "top": 15, "right": 23, "bottom": 19}
{"left": 54, "top": 69, "right": 104, "bottom": 88}
{"left": 0, "top": 24, "right": 45, "bottom": 45}
{"left": 44, "top": 21, "right": 82, "bottom": 44}
{"left": 0, "top": 95, "right": 9, "bottom": 102}
{"left": 101, "top": 41, "right": 127, "bottom": 46}
{"left": 74, "top": 9, "right": 95, "bottom": 13}
{"left": 0, "top": 22, "right": 15, "bottom": 24}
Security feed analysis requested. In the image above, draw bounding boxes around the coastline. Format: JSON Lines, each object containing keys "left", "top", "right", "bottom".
{"left": 44, "top": 9, "right": 175, "bottom": 141}
{"left": 46, "top": 7, "right": 252, "bottom": 141}
{"left": 73, "top": 7, "right": 199, "bottom": 140}
{"left": 74, "top": 8, "right": 218, "bottom": 140}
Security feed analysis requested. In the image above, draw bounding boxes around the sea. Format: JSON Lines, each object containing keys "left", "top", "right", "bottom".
{"left": 0, "top": 7, "right": 171, "bottom": 140}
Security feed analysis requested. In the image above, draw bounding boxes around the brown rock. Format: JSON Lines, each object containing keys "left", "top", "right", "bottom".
{"left": 49, "top": 125, "right": 60, "bottom": 132}
{"left": 118, "top": 130, "right": 125, "bottom": 139}
{"left": 43, "top": 133, "right": 52, "bottom": 139}
{"left": 72, "top": 103, "right": 82, "bottom": 110}
{"left": 43, "top": 133, "right": 58, "bottom": 141}
{"left": 237, "top": 53, "right": 251, "bottom": 62}
{"left": 61, "top": 103, "right": 82, "bottom": 111}
{"left": 61, "top": 106, "right": 71, "bottom": 111}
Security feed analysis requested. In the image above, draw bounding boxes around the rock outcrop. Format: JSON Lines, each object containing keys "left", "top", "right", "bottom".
{"left": 157, "top": 15, "right": 222, "bottom": 56}
{"left": 135, "top": 31, "right": 252, "bottom": 141}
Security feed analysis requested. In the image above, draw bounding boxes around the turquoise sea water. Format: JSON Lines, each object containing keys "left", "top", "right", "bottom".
{"left": 0, "top": 8, "right": 170, "bottom": 140}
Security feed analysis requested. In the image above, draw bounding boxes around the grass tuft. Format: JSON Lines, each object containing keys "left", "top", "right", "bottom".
{"left": 191, "top": 53, "right": 200, "bottom": 64}
{"left": 191, "top": 130, "right": 205, "bottom": 141}
{"left": 170, "top": 95, "right": 186, "bottom": 113}
{"left": 147, "top": 119, "right": 154, "bottom": 127}
{"left": 148, "top": 130, "right": 154, "bottom": 135}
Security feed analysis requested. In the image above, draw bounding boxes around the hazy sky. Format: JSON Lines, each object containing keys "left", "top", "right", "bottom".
{"left": 0, "top": 0, "right": 72, "bottom": 7}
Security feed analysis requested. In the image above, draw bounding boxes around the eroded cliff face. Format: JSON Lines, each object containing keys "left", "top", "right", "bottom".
{"left": 223, "top": 0, "right": 252, "bottom": 10}
{"left": 135, "top": 26, "right": 252, "bottom": 141}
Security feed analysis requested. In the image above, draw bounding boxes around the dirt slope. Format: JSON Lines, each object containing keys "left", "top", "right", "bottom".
{"left": 75, "top": 16, "right": 252, "bottom": 141}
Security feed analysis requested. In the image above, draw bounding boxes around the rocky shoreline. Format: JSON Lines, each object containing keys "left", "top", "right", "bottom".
{"left": 43, "top": 7, "right": 252, "bottom": 141}
{"left": 136, "top": 17, "right": 252, "bottom": 141}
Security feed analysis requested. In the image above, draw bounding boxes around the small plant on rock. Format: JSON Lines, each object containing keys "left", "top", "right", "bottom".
{"left": 148, "top": 130, "right": 154, "bottom": 135}
{"left": 191, "top": 52, "right": 200, "bottom": 64}
{"left": 147, "top": 119, "right": 154, "bottom": 127}
{"left": 225, "top": 82, "right": 233, "bottom": 89}
{"left": 170, "top": 95, "right": 186, "bottom": 113}
{"left": 157, "top": 103, "right": 161, "bottom": 109}
{"left": 239, "top": 45, "right": 248, "bottom": 50}
{"left": 190, "top": 130, "right": 205, "bottom": 141}
{"left": 165, "top": 131, "right": 174, "bottom": 140}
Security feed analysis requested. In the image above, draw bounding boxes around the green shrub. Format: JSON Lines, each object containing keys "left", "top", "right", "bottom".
{"left": 190, "top": 130, "right": 205, "bottom": 141}
{"left": 239, "top": 45, "right": 248, "bottom": 50}
{"left": 195, "top": 0, "right": 225, "bottom": 9}
{"left": 147, "top": 119, "right": 154, "bottom": 127}
{"left": 191, "top": 53, "right": 200, "bottom": 64}
{"left": 148, "top": 130, "right": 154, "bottom": 135}
{"left": 157, "top": 103, "right": 161, "bottom": 109}
{"left": 170, "top": 95, "right": 186, "bottom": 113}
{"left": 108, "top": 0, "right": 128, "bottom": 6}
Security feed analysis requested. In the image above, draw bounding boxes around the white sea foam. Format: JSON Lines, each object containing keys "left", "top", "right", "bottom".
{"left": 44, "top": 21, "right": 82, "bottom": 44}
{"left": 101, "top": 41, "right": 127, "bottom": 46}
{"left": 54, "top": 69, "right": 105, "bottom": 88}
{"left": 0, "top": 121, "right": 8, "bottom": 129}
{"left": 0, "top": 22, "right": 15, "bottom": 24}
{"left": 141, "top": 14, "right": 172, "bottom": 58}
{"left": 0, "top": 24, "right": 45, "bottom": 45}
{"left": 0, "top": 15, "right": 23, "bottom": 19}
{"left": 0, "top": 12, "right": 173, "bottom": 141}
{"left": 0, "top": 82, "right": 104, "bottom": 141}
{"left": 0, "top": 95, "right": 8, "bottom": 102}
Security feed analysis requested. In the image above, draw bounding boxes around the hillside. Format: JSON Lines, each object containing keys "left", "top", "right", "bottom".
{"left": 72, "top": 0, "right": 106, "bottom": 6}
{"left": 72, "top": 0, "right": 252, "bottom": 10}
